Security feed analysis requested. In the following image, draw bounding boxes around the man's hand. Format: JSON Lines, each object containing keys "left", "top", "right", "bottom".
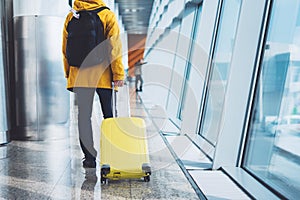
{"left": 114, "top": 80, "right": 124, "bottom": 87}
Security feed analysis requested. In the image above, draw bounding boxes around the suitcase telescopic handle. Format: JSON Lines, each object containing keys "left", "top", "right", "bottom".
{"left": 112, "top": 82, "right": 116, "bottom": 118}
{"left": 111, "top": 81, "right": 130, "bottom": 118}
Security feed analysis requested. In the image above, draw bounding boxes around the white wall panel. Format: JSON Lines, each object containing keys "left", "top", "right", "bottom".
{"left": 170, "top": 0, "right": 186, "bottom": 20}
{"left": 143, "top": 32, "right": 178, "bottom": 108}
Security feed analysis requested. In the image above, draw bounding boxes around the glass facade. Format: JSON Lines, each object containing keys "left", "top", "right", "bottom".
{"left": 145, "top": 1, "right": 300, "bottom": 198}
{"left": 200, "top": 0, "right": 242, "bottom": 145}
{"left": 243, "top": 0, "right": 300, "bottom": 199}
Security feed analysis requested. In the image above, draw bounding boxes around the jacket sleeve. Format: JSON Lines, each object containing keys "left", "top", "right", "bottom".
{"left": 105, "top": 12, "right": 125, "bottom": 81}
{"left": 62, "top": 15, "right": 71, "bottom": 78}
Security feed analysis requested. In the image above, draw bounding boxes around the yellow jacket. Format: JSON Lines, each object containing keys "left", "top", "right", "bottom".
{"left": 62, "top": 0, "right": 125, "bottom": 91}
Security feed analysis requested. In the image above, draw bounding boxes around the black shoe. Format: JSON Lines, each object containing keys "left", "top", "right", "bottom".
{"left": 83, "top": 158, "right": 96, "bottom": 168}
{"left": 136, "top": 89, "right": 140, "bottom": 92}
{"left": 139, "top": 88, "right": 142, "bottom": 92}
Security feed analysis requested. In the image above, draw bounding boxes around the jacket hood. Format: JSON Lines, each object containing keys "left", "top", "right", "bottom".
{"left": 73, "top": 0, "right": 106, "bottom": 11}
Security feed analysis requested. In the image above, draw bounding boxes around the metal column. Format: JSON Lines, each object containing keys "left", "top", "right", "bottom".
{"left": 12, "top": 0, "right": 70, "bottom": 140}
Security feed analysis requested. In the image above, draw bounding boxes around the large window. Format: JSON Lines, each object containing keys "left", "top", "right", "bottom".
{"left": 199, "top": 0, "right": 242, "bottom": 145}
{"left": 178, "top": 4, "right": 203, "bottom": 121}
{"left": 243, "top": 0, "right": 300, "bottom": 199}
{"left": 166, "top": 5, "right": 198, "bottom": 125}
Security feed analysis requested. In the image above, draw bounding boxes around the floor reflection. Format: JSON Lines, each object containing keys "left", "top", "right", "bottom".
{"left": 0, "top": 87, "right": 200, "bottom": 199}
{"left": 80, "top": 168, "right": 98, "bottom": 199}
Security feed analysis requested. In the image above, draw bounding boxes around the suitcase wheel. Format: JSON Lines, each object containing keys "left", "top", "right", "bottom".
{"left": 142, "top": 163, "right": 151, "bottom": 182}
{"left": 142, "top": 163, "right": 151, "bottom": 175}
{"left": 101, "top": 164, "right": 111, "bottom": 175}
{"left": 144, "top": 175, "right": 150, "bottom": 182}
{"left": 101, "top": 176, "right": 108, "bottom": 184}
{"left": 101, "top": 164, "right": 110, "bottom": 184}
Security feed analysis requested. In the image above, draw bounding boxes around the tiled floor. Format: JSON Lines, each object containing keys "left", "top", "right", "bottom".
{"left": 0, "top": 88, "right": 199, "bottom": 200}
{"left": 0, "top": 85, "right": 255, "bottom": 200}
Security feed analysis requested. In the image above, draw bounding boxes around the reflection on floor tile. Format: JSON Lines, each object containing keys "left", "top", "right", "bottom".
{"left": 130, "top": 108, "right": 148, "bottom": 118}
{"left": 0, "top": 146, "right": 7, "bottom": 160}
{"left": 147, "top": 104, "right": 168, "bottom": 119}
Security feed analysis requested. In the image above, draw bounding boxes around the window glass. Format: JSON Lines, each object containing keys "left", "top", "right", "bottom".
{"left": 243, "top": 0, "right": 300, "bottom": 199}
{"left": 178, "top": 5, "right": 203, "bottom": 120}
{"left": 167, "top": 6, "right": 197, "bottom": 123}
{"left": 200, "top": 0, "right": 242, "bottom": 145}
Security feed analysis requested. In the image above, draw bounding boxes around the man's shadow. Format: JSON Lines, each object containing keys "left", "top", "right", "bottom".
{"left": 80, "top": 168, "right": 98, "bottom": 198}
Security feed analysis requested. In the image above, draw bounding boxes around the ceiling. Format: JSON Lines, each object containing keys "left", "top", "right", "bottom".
{"left": 115, "top": 0, "right": 154, "bottom": 34}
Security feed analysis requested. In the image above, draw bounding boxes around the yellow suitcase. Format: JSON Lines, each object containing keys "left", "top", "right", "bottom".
{"left": 100, "top": 117, "right": 151, "bottom": 184}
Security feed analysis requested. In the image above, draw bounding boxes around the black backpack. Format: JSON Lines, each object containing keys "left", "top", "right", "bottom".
{"left": 66, "top": 7, "right": 109, "bottom": 67}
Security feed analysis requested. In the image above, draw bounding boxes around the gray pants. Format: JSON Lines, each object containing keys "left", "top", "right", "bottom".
{"left": 135, "top": 75, "right": 143, "bottom": 90}
{"left": 75, "top": 88, "right": 113, "bottom": 160}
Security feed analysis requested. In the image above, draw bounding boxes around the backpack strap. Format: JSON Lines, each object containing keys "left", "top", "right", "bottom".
{"left": 90, "top": 7, "right": 110, "bottom": 44}
{"left": 77, "top": 7, "right": 110, "bottom": 15}
{"left": 92, "top": 6, "right": 110, "bottom": 14}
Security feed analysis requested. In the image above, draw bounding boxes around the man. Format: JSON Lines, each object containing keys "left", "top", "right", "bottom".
{"left": 62, "top": 0, "right": 124, "bottom": 168}
{"left": 134, "top": 58, "right": 147, "bottom": 92}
